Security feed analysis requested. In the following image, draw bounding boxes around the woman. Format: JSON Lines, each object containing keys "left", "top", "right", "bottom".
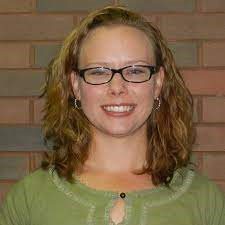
{"left": 0, "top": 6, "right": 224, "bottom": 225}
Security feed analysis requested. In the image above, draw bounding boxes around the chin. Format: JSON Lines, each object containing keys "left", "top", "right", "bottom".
{"left": 106, "top": 132, "right": 133, "bottom": 138}
{"left": 103, "top": 126, "right": 138, "bottom": 138}
{"left": 92, "top": 120, "right": 147, "bottom": 138}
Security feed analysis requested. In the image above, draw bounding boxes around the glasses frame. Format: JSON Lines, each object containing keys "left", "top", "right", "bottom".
{"left": 75, "top": 65, "right": 158, "bottom": 85}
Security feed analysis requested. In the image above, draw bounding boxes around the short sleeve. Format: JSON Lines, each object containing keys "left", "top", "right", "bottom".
{"left": 0, "top": 180, "right": 30, "bottom": 225}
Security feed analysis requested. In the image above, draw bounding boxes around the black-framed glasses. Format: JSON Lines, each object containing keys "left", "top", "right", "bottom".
{"left": 75, "top": 65, "right": 158, "bottom": 85}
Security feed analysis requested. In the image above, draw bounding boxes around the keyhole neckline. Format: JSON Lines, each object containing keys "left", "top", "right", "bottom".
{"left": 72, "top": 173, "right": 167, "bottom": 199}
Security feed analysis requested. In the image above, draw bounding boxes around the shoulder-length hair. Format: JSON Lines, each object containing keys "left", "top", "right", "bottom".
{"left": 41, "top": 6, "right": 195, "bottom": 185}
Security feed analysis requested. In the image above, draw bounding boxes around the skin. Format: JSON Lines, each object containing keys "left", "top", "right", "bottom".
{"left": 70, "top": 25, "right": 164, "bottom": 191}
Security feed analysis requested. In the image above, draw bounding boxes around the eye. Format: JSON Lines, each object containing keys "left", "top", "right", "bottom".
{"left": 87, "top": 68, "right": 110, "bottom": 76}
{"left": 126, "top": 67, "right": 146, "bottom": 75}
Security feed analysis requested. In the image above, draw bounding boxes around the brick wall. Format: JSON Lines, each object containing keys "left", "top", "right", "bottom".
{"left": 0, "top": 0, "right": 225, "bottom": 204}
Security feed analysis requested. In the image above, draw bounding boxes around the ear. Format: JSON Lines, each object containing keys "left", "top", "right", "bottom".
{"left": 70, "top": 71, "right": 81, "bottom": 100}
{"left": 153, "top": 66, "right": 164, "bottom": 99}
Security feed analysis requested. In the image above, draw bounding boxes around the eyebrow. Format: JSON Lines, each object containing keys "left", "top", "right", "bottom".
{"left": 81, "top": 60, "right": 152, "bottom": 68}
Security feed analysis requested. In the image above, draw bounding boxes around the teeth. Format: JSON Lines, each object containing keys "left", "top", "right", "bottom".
{"left": 103, "top": 105, "right": 134, "bottom": 112}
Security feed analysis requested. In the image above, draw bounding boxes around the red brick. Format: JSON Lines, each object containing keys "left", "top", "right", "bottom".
{"left": 33, "top": 98, "right": 45, "bottom": 124}
{"left": 0, "top": 15, "right": 73, "bottom": 41}
{"left": 0, "top": 182, "right": 15, "bottom": 205}
{"left": 160, "top": 14, "right": 225, "bottom": 40}
{"left": 203, "top": 42, "right": 225, "bottom": 67}
{"left": 0, "top": 43, "right": 30, "bottom": 68}
{"left": 193, "top": 98, "right": 198, "bottom": 122}
{"left": 118, "top": 0, "right": 195, "bottom": 12}
{"left": 195, "top": 126, "right": 225, "bottom": 151}
{"left": 202, "top": 97, "right": 225, "bottom": 123}
{"left": 202, "top": 152, "right": 225, "bottom": 180}
{"left": 0, "top": 98, "right": 30, "bottom": 124}
{"left": 182, "top": 70, "right": 225, "bottom": 95}
{"left": 202, "top": 0, "right": 225, "bottom": 12}
{"left": 0, "top": 0, "right": 34, "bottom": 12}
{"left": 37, "top": 0, "right": 113, "bottom": 12}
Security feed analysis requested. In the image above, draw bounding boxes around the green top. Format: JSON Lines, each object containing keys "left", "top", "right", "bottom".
{"left": 0, "top": 166, "right": 224, "bottom": 225}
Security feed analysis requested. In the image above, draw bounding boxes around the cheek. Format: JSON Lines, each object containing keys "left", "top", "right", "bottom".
{"left": 137, "top": 83, "right": 154, "bottom": 101}
{"left": 79, "top": 85, "right": 101, "bottom": 111}
{"left": 137, "top": 86, "right": 155, "bottom": 114}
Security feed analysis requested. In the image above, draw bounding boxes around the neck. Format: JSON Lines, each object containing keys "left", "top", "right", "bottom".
{"left": 83, "top": 126, "right": 148, "bottom": 174}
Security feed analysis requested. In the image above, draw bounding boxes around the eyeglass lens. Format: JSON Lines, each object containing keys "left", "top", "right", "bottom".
{"left": 84, "top": 66, "right": 152, "bottom": 84}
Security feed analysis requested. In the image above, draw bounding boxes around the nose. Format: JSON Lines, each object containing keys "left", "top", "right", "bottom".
{"left": 107, "top": 72, "right": 128, "bottom": 96}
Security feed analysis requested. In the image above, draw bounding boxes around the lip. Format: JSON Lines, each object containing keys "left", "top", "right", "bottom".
{"left": 101, "top": 103, "right": 136, "bottom": 117}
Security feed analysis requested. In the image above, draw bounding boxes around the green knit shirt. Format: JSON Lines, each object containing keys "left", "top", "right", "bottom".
{"left": 0, "top": 166, "right": 224, "bottom": 225}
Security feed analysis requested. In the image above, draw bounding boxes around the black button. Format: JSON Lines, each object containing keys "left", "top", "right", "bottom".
{"left": 120, "top": 192, "right": 126, "bottom": 198}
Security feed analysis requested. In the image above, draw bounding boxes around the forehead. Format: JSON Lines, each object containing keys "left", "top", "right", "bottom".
{"left": 78, "top": 25, "right": 155, "bottom": 67}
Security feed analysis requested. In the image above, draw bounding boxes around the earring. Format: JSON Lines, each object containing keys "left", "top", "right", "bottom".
{"left": 74, "top": 98, "right": 81, "bottom": 109}
{"left": 154, "top": 97, "right": 161, "bottom": 111}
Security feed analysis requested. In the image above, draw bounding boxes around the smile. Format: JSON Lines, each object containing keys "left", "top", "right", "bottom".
{"left": 103, "top": 105, "right": 135, "bottom": 112}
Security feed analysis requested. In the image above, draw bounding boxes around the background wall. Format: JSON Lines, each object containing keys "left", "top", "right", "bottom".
{"left": 0, "top": 0, "right": 225, "bottom": 204}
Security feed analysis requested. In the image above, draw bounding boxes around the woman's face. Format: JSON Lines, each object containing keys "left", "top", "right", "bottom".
{"left": 71, "top": 25, "right": 164, "bottom": 138}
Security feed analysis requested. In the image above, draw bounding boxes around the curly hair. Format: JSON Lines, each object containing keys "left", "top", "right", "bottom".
{"left": 41, "top": 5, "right": 195, "bottom": 185}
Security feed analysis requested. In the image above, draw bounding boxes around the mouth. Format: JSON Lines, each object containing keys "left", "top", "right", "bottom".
{"left": 101, "top": 104, "right": 136, "bottom": 116}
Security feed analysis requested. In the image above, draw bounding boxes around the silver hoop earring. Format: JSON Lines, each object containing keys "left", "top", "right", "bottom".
{"left": 74, "top": 98, "right": 81, "bottom": 109}
{"left": 154, "top": 97, "right": 161, "bottom": 111}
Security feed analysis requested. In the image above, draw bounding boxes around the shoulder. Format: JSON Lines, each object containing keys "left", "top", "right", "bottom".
{"left": 13, "top": 167, "right": 51, "bottom": 191}
{"left": 190, "top": 168, "right": 224, "bottom": 198}
{"left": 0, "top": 168, "right": 52, "bottom": 225}
{"left": 170, "top": 166, "right": 225, "bottom": 209}
{"left": 176, "top": 166, "right": 224, "bottom": 198}
{"left": 2, "top": 167, "right": 52, "bottom": 206}
{"left": 191, "top": 169, "right": 225, "bottom": 224}
{"left": 175, "top": 166, "right": 225, "bottom": 224}
{"left": 173, "top": 166, "right": 223, "bottom": 194}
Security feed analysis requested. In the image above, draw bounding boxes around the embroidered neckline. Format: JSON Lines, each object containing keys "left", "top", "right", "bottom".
{"left": 48, "top": 167, "right": 195, "bottom": 225}
{"left": 49, "top": 166, "right": 194, "bottom": 200}
{"left": 73, "top": 173, "right": 167, "bottom": 198}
